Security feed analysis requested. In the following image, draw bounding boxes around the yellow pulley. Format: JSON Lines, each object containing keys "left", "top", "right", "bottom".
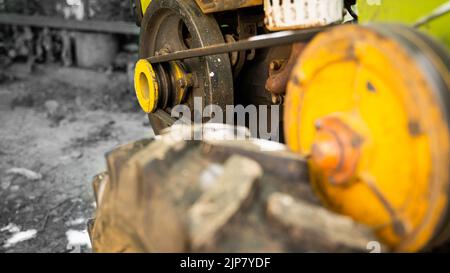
{"left": 140, "top": 0, "right": 152, "bottom": 14}
{"left": 285, "top": 24, "right": 450, "bottom": 252}
{"left": 134, "top": 59, "right": 159, "bottom": 113}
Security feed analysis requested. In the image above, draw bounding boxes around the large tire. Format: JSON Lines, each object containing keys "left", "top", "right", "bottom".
{"left": 88, "top": 129, "right": 380, "bottom": 253}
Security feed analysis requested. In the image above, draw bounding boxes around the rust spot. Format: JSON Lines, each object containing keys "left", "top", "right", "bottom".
{"left": 344, "top": 43, "right": 356, "bottom": 61}
{"left": 366, "top": 81, "right": 376, "bottom": 92}
{"left": 310, "top": 116, "right": 362, "bottom": 185}
{"left": 291, "top": 75, "right": 300, "bottom": 86}
{"left": 351, "top": 135, "right": 363, "bottom": 148}
{"left": 408, "top": 120, "right": 422, "bottom": 136}
{"left": 266, "top": 43, "right": 306, "bottom": 94}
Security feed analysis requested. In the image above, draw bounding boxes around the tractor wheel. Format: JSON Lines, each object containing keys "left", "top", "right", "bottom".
{"left": 88, "top": 126, "right": 381, "bottom": 252}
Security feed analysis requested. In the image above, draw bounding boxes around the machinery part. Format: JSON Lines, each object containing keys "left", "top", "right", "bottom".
{"left": 138, "top": 0, "right": 233, "bottom": 133}
{"left": 309, "top": 115, "right": 362, "bottom": 186}
{"left": 145, "top": 26, "right": 326, "bottom": 64}
{"left": 264, "top": 0, "right": 344, "bottom": 31}
{"left": 223, "top": 9, "right": 257, "bottom": 80}
{"left": 195, "top": 0, "right": 262, "bottom": 14}
{"left": 88, "top": 130, "right": 383, "bottom": 252}
{"left": 265, "top": 42, "right": 306, "bottom": 95}
{"left": 285, "top": 24, "right": 450, "bottom": 252}
{"left": 134, "top": 59, "right": 159, "bottom": 113}
{"left": 232, "top": 10, "right": 259, "bottom": 79}
{"left": 135, "top": 58, "right": 195, "bottom": 113}
{"left": 169, "top": 61, "right": 194, "bottom": 105}
{"left": 235, "top": 45, "right": 292, "bottom": 141}
{"left": 139, "top": 0, "right": 152, "bottom": 16}
{"left": 224, "top": 34, "right": 240, "bottom": 66}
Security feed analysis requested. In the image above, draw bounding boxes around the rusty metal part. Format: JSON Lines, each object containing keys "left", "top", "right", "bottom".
{"left": 146, "top": 26, "right": 327, "bottom": 64}
{"left": 310, "top": 116, "right": 362, "bottom": 185}
{"left": 195, "top": 0, "right": 262, "bottom": 13}
{"left": 266, "top": 43, "right": 306, "bottom": 95}
{"left": 224, "top": 34, "right": 239, "bottom": 66}
{"left": 269, "top": 60, "right": 284, "bottom": 71}
{"left": 271, "top": 94, "right": 283, "bottom": 105}
{"left": 237, "top": 10, "right": 259, "bottom": 39}
{"left": 168, "top": 61, "right": 194, "bottom": 105}
{"left": 235, "top": 45, "right": 291, "bottom": 142}
{"left": 231, "top": 10, "right": 260, "bottom": 79}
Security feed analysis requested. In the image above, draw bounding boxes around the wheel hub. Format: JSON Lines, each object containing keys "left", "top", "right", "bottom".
{"left": 285, "top": 24, "right": 450, "bottom": 252}
{"left": 310, "top": 115, "right": 362, "bottom": 186}
{"left": 134, "top": 59, "right": 194, "bottom": 113}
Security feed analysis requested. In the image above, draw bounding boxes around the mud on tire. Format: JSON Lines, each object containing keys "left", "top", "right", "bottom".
{"left": 88, "top": 135, "right": 380, "bottom": 252}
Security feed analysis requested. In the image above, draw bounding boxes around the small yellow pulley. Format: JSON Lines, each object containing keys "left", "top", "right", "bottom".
{"left": 134, "top": 59, "right": 159, "bottom": 113}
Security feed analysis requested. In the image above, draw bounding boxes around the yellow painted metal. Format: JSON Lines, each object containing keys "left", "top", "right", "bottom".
{"left": 284, "top": 24, "right": 449, "bottom": 252}
{"left": 169, "top": 61, "right": 190, "bottom": 104}
{"left": 140, "top": 0, "right": 152, "bottom": 14}
{"left": 134, "top": 59, "right": 159, "bottom": 113}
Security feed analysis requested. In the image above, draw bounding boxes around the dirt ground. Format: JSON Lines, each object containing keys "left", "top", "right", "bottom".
{"left": 0, "top": 64, "right": 153, "bottom": 252}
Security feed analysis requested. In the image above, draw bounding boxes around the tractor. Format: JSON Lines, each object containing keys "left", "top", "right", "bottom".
{"left": 88, "top": 0, "right": 450, "bottom": 252}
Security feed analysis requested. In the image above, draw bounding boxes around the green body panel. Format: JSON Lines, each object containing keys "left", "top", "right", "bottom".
{"left": 358, "top": 0, "right": 450, "bottom": 48}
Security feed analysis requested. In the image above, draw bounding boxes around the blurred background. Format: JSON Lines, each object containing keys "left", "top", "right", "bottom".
{"left": 0, "top": 0, "right": 152, "bottom": 252}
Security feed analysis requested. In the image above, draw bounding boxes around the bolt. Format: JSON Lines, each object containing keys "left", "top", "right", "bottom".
{"left": 311, "top": 132, "right": 341, "bottom": 174}
{"left": 177, "top": 79, "right": 187, "bottom": 89}
{"left": 269, "top": 60, "right": 283, "bottom": 71}
{"left": 271, "top": 94, "right": 283, "bottom": 105}
{"left": 176, "top": 73, "right": 194, "bottom": 90}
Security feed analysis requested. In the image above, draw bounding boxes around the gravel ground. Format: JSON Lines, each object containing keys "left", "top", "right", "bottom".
{"left": 0, "top": 64, "right": 153, "bottom": 252}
